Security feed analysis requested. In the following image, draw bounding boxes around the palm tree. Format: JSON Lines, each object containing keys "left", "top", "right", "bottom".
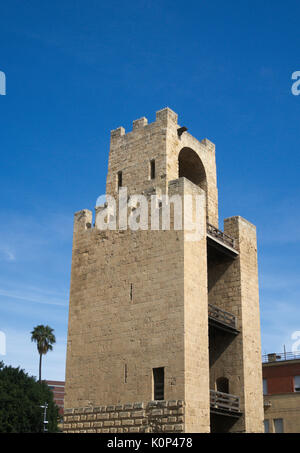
{"left": 31, "top": 325, "right": 56, "bottom": 382}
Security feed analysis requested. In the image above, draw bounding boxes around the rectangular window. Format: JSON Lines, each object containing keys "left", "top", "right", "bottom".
{"left": 150, "top": 159, "right": 155, "bottom": 180}
{"left": 294, "top": 375, "right": 300, "bottom": 392}
{"left": 117, "top": 171, "right": 122, "bottom": 190}
{"left": 263, "top": 378, "right": 268, "bottom": 395}
{"left": 274, "top": 418, "right": 284, "bottom": 433}
{"left": 153, "top": 367, "right": 164, "bottom": 400}
{"left": 264, "top": 420, "right": 270, "bottom": 433}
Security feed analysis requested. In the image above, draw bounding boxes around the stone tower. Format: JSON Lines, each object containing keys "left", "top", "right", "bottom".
{"left": 63, "top": 108, "right": 264, "bottom": 433}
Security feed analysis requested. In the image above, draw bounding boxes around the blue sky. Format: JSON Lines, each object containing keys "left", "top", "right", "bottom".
{"left": 0, "top": 0, "right": 300, "bottom": 380}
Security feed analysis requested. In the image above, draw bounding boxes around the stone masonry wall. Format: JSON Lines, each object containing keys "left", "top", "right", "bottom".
{"left": 65, "top": 108, "right": 263, "bottom": 433}
{"left": 63, "top": 400, "right": 185, "bottom": 434}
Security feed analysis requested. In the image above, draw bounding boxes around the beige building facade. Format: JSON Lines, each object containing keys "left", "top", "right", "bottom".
{"left": 263, "top": 354, "right": 300, "bottom": 433}
{"left": 63, "top": 108, "right": 264, "bottom": 433}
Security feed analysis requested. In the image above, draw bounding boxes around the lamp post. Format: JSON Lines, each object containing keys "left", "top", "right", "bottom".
{"left": 40, "top": 403, "right": 48, "bottom": 432}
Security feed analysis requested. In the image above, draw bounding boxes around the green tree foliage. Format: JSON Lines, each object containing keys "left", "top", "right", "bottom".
{"left": 0, "top": 361, "right": 60, "bottom": 433}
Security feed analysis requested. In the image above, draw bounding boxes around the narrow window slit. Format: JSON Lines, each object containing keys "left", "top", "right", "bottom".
{"left": 124, "top": 364, "right": 128, "bottom": 383}
{"left": 117, "top": 171, "right": 122, "bottom": 190}
{"left": 150, "top": 159, "right": 155, "bottom": 180}
{"left": 130, "top": 283, "right": 133, "bottom": 301}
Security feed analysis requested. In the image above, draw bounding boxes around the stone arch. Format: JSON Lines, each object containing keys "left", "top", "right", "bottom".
{"left": 178, "top": 147, "right": 207, "bottom": 194}
{"left": 216, "top": 376, "right": 229, "bottom": 394}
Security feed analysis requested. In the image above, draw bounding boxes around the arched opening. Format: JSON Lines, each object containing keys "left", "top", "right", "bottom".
{"left": 178, "top": 147, "right": 207, "bottom": 193}
{"left": 216, "top": 377, "right": 229, "bottom": 394}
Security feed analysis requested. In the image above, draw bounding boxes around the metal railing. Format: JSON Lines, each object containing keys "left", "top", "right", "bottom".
{"left": 262, "top": 351, "right": 300, "bottom": 363}
{"left": 208, "top": 304, "right": 237, "bottom": 330}
{"left": 210, "top": 390, "right": 240, "bottom": 413}
{"left": 207, "top": 223, "right": 236, "bottom": 250}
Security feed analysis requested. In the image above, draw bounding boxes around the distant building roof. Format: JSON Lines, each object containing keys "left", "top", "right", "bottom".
{"left": 262, "top": 351, "right": 300, "bottom": 365}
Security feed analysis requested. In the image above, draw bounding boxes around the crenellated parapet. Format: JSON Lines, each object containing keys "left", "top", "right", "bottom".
{"left": 107, "top": 107, "right": 218, "bottom": 226}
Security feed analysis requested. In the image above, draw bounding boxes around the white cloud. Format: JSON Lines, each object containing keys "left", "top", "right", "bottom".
{"left": 0, "top": 288, "right": 67, "bottom": 307}
{"left": 0, "top": 247, "right": 16, "bottom": 262}
{"left": 260, "top": 296, "right": 300, "bottom": 354}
